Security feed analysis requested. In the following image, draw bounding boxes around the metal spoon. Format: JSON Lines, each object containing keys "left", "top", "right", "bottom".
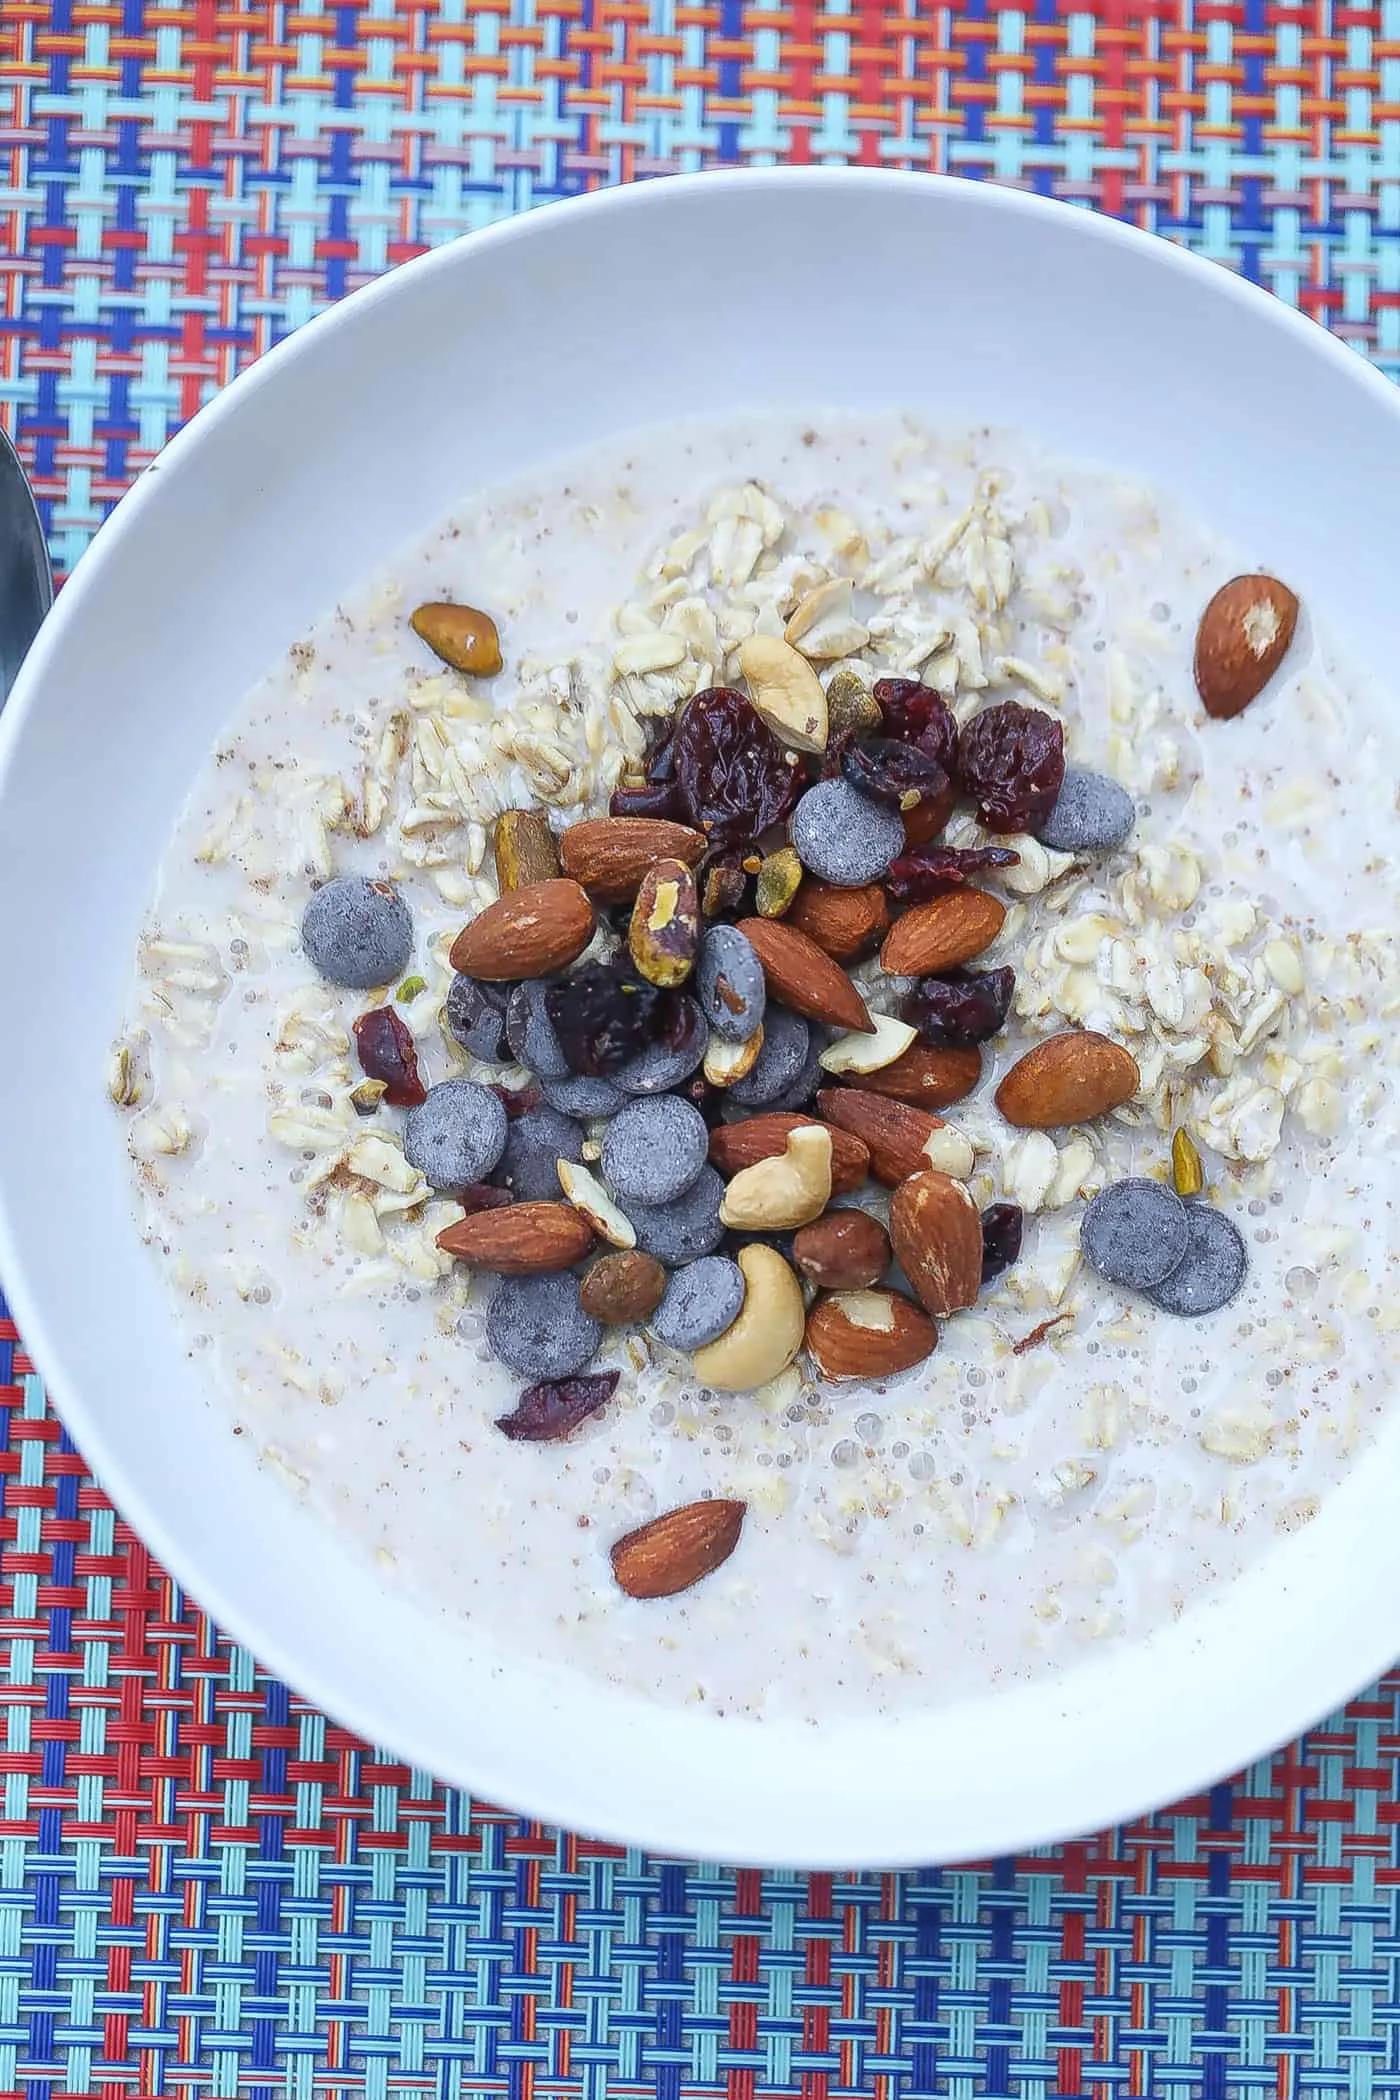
{"left": 0, "top": 424, "right": 52, "bottom": 705}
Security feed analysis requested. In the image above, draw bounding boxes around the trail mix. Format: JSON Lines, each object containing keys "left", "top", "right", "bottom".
{"left": 286, "top": 566, "right": 1298, "bottom": 1601}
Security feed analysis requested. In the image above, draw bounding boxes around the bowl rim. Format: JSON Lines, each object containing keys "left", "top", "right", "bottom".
{"left": 4, "top": 165, "right": 1400, "bottom": 1866}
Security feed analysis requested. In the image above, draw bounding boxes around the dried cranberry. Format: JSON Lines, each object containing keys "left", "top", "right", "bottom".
{"left": 352, "top": 1007, "right": 426, "bottom": 1107}
{"left": 489, "top": 1081, "right": 542, "bottom": 1119}
{"left": 457, "top": 1183, "right": 515, "bottom": 1215}
{"left": 958, "top": 701, "right": 1065, "bottom": 834}
{"left": 819, "top": 727, "right": 857, "bottom": 782}
{"left": 873, "top": 678, "right": 960, "bottom": 777}
{"left": 545, "top": 963, "right": 660, "bottom": 1076}
{"left": 672, "top": 687, "right": 804, "bottom": 848}
{"left": 902, "top": 967, "right": 1016, "bottom": 1048}
{"left": 495, "top": 1370, "right": 620, "bottom": 1443}
{"left": 981, "top": 1203, "right": 1024, "bottom": 1284}
{"left": 610, "top": 779, "right": 683, "bottom": 821}
{"left": 842, "top": 737, "right": 953, "bottom": 820}
{"left": 885, "top": 844, "right": 1021, "bottom": 906}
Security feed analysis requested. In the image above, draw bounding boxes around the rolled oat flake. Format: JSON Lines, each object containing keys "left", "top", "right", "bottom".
{"left": 1146, "top": 1205, "right": 1247, "bottom": 1318}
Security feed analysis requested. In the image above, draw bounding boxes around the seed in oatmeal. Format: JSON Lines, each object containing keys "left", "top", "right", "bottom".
{"left": 629, "top": 1164, "right": 726, "bottom": 1266}
{"left": 602, "top": 1096, "right": 710, "bottom": 1206}
{"left": 495, "top": 1370, "right": 620, "bottom": 1444}
{"left": 613, "top": 999, "right": 708, "bottom": 1094}
{"left": 790, "top": 778, "right": 903, "bottom": 888}
{"left": 301, "top": 875, "right": 413, "bottom": 990}
{"left": 1036, "top": 766, "right": 1135, "bottom": 853}
{"left": 352, "top": 1007, "right": 427, "bottom": 1108}
{"left": 701, "top": 854, "right": 748, "bottom": 921}
{"left": 1080, "top": 1178, "right": 1190, "bottom": 1290}
{"left": 403, "top": 1078, "right": 508, "bottom": 1189}
{"left": 980, "top": 1202, "right": 1024, "bottom": 1283}
{"left": 410, "top": 599, "right": 503, "bottom": 676}
{"left": 902, "top": 966, "right": 1016, "bottom": 1049}
{"left": 737, "top": 633, "right": 829, "bottom": 755}
{"left": 485, "top": 1271, "right": 602, "bottom": 1381}
{"left": 1147, "top": 1205, "right": 1248, "bottom": 1317}
{"left": 825, "top": 665, "right": 882, "bottom": 739}
{"left": 505, "top": 982, "right": 571, "bottom": 1078}
{"left": 727, "top": 1006, "right": 812, "bottom": 1107}
{"left": 719, "top": 1123, "right": 832, "bottom": 1231}
{"left": 690, "top": 1244, "right": 804, "bottom": 1391}
{"left": 709, "top": 1111, "right": 869, "bottom": 1195}
{"left": 816, "top": 1088, "right": 957, "bottom": 1187}
{"left": 958, "top": 700, "right": 1066, "bottom": 835}
{"left": 540, "top": 1072, "right": 627, "bottom": 1119}
{"left": 652, "top": 1256, "right": 747, "bottom": 1350}
{"left": 696, "top": 925, "right": 765, "bottom": 1044}
{"left": 804, "top": 1288, "right": 937, "bottom": 1380}
{"left": 445, "top": 974, "right": 510, "bottom": 1063}
{"left": 579, "top": 1249, "right": 667, "bottom": 1325}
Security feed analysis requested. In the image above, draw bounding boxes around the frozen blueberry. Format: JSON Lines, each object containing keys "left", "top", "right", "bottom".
{"left": 602, "top": 1096, "right": 709, "bottom": 1206}
{"left": 301, "top": 875, "right": 413, "bottom": 990}
{"left": 403, "top": 1079, "right": 507, "bottom": 1190}
{"left": 1080, "top": 1178, "right": 1189, "bottom": 1291}
{"left": 1147, "top": 1207, "right": 1247, "bottom": 1318}
{"left": 696, "top": 926, "right": 765, "bottom": 1044}
{"left": 540, "top": 1072, "right": 626, "bottom": 1118}
{"left": 505, "top": 982, "right": 570, "bottom": 1078}
{"left": 501, "top": 1105, "right": 584, "bottom": 1200}
{"left": 485, "top": 1273, "right": 601, "bottom": 1381}
{"left": 790, "top": 778, "right": 903, "bottom": 887}
{"left": 630, "top": 1166, "right": 726, "bottom": 1266}
{"left": 651, "top": 1256, "right": 745, "bottom": 1350}
{"left": 728, "top": 1006, "right": 812, "bottom": 1107}
{"left": 445, "top": 974, "right": 510, "bottom": 1062}
{"left": 1036, "top": 767, "right": 1136, "bottom": 854}
{"left": 614, "top": 999, "right": 708, "bottom": 1094}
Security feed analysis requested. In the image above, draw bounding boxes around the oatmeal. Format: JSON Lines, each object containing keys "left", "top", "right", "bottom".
{"left": 112, "top": 411, "right": 1400, "bottom": 1719}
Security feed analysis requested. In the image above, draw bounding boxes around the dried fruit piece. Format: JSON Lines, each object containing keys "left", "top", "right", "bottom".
{"left": 901, "top": 966, "right": 1016, "bottom": 1049}
{"left": 1146, "top": 1206, "right": 1247, "bottom": 1316}
{"left": 450, "top": 880, "right": 595, "bottom": 981}
{"left": 786, "top": 880, "right": 889, "bottom": 962}
{"left": 579, "top": 1250, "right": 667, "bottom": 1324}
{"left": 842, "top": 738, "right": 954, "bottom": 827}
{"left": 792, "top": 1210, "right": 891, "bottom": 1291}
{"left": 995, "top": 1032, "right": 1139, "bottom": 1128}
{"left": 352, "top": 1006, "right": 426, "bottom": 1107}
{"left": 790, "top": 779, "right": 904, "bottom": 887}
{"left": 672, "top": 686, "right": 804, "bottom": 847}
{"left": 708, "top": 1112, "right": 869, "bottom": 1195}
{"left": 958, "top": 701, "right": 1065, "bottom": 834}
{"left": 804, "top": 1289, "right": 937, "bottom": 1380}
{"left": 494, "top": 808, "right": 561, "bottom": 892}
{"left": 880, "top": 888, "right": 1006, "bottom": 977}
{"left": 411, "top": 600, "right": 503, "bottom": 676}
{"left": 1194, "top": 574, "right": 1299, "bottom": 719}
{"left": 755, "top": 845, "right": 803, "bottom": 919}
{"left": 559, "top": 816, "right": 707, "bottom": 902}
{"left": 457, "top": 1183, "right": 516, "bottom": 1215}
{"left": 545, "top": 962, "right": 661, "bottom": 1076}
{"left": 610, "top": 779, "right": 685, "bottom": 822}
{"left": 738, "top": 633, "right": 829, "bottom": 753}
{"left": 496, "top": 1371, "right": 619, "bottom": 1443}
{"left": 437, "top": 1200, "right": 596, "bottom": 1273}
{"left": 873, "top": 676, "right": 960, "bottom": 777}
{"left": 885, "top": 844, "right": 1021, "bottom": 908}
{"left": 816, "top": 1087, "right": 967, "bottom": 1187}
{"left": 1171, "top": 1127, "right": 1204, "bottom": 1198}
{"left": 629, "top": 857, "right": 700, "bottom": 989}
{"left": 1081, "top": 1178, "right": 1189, "bottom": 1290}
{"left": 843, "top": 1043, "right": 981, "bottom": 1108}
{"left": 610, "top": 1499, "right": 747, "bottom": 1600}
{"left": 980, "top": 1202, "right": 1024, "bottom": 1283}
{"left": 736, "top": 917, "right": 874, "bottom": 1033}
{"left": 889, "top": 1171, "right": 984, "bottom": 1318}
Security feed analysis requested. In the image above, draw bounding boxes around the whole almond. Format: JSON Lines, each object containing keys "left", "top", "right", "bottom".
{"left": 437, "top": 1200, "right": 595, "bottom": 1273}
{"left": 449, "top": 879, "right": 594, "bottom": 981}
{"left": 707, "top": 1113, "right": 869, "bottom": 1195}
{"left": 792, "top": 1210, "right": 891, "bottom": 1291}
{"left": 579, "top": 1250, "right": 667, "bottom": 1325}
{"left": 840, "top": 1043, "right": 981, "bottom": 1108}
{"left": 817, "top": 1087, "right": 971, "bottom": 1186}
{"left": 1194, "top": 574, "right": 1299, "bottom": 720}
{"left": 995, "top": 1030, "right": 1139, "bottom": 1128}
{"left": 629, "top": 856, "right": 700, "bottom": 988}
{"left": 786, "top": 879, "right": 889, "bottom": 962}
{"left": 559, "top": 816, "right": 707, "bottom": 902}
{"left": 736, "top": 917, "right": 873, "bottom": 1033}
{"left": 410, "top": 600, "right": 502, "bottom": 676}
{"left": 611, "top": 1499, "right": 746, "bottom": 1600}
{"left": 804, "top": 1289, "right": 937, "bottom": 1380}
{"left": 889, "top": 1171, "right": 983, "bottom": 1318}
{"left": 494, "top": 808, "right": 560, "bottom": 892}
{"left": 880, "top": 888, "right": 1006, "bottom": 976}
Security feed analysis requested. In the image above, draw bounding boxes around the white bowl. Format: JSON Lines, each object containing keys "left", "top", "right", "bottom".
{"left": 2, "top": 169, "right": 1398, "bottom": 1867}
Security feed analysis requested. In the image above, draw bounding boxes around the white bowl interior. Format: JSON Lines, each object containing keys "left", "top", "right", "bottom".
{"left": 3, "top": 169, "right": 1399, "bottom": 1865}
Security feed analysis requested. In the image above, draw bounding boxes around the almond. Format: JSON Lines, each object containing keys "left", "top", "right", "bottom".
{"left": 838, "top": 1043, "right": 981, "bottom": 1108}
{"left": 817, "top": 1087, "right": 965, "bottom": 1186}
{"left": 579, "top": 1250, "right": 667, "bottom": 1324}
{"left": 735, "top": 917, "right": 873, "bottom": 1033}
{"left": 889, "top": 1171, "right": 983, "bottom": 1318}
{"left": 804, "top": 1289, "right": 937, "bottom": 1380}
{"left": 610, "top": 1498, "right": 746, "bottom": 1600}
{"left": 559, "top": 816, "right": 707, "bottom": 902}
{"left": 707, "top": 1113, "right": 869, "bottom": 1196}
{"left": 449, "top": 879, "right": 594, "bottom": 981}
{"left": 1194, "top": 574, "right": 1299, "bottom": 720}
{"left": 879, "top": 887, "right": 1006, "bottom": 976}
{"left": 786, "top": 879, "right": 889, "bottom": 962}
{"left": 792, "top": 1211, "right": 891, "bottom": 1291}
{"left": 436, "top": 1200, "right": 595, "bottom": 1273}
{"left": 995, "top": 1030, "right": 1140, "bottom": 1128}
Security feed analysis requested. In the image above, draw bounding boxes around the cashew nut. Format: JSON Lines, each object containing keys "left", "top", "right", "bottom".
{"left": 690, "top": 1244, "right": 804, "bottom": 1392}
{"left": 557, "top": 1159, "right": 636, "bottom": 1249}
{"left": 737, "top": 634, "right": 829, "bottom": 754}
{"left": 704, "top": 1024, "right": 765, "bottom": 1088}
{"left": 819, "top": 1012, "right": 918, "bottom": 1077}
{"left": 718, "top": 1124, "right": 832, "bottom": 1230}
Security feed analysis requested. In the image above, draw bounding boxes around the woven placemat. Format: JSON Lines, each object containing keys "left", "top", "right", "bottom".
{"left": 3, "top": 5, "right": 1400, "bottom": 2092}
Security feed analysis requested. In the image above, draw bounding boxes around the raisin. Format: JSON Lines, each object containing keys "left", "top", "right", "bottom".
{"left": 672, "top": 686, "right": 804, "bottom": 848}
{"left": 352, "top": 1006, "right": 426, "bottom": 1107}
{"left": 495, "top": 1370, "right": 620, "bottom": 1443}
{"left": 981, "top": 1203, "right": 1024, "bottom": 1284}
{"left": 885, "top": 843, "right": 1021, "bottom": 906}
{"left": 457, "top": 1183, "right": 516, "bottom": 1215}
{"left": 609, "top": 779, "right": 683, "bottom": 821}
{"left": 902, "top": 967, "right": 1016, "bottom": 1048}
{"left": 842, "top": 737, "right": 953, "bottom": 824}
{"left": 544, "top": 963, "right": 662, "bottom": 1077}
{"left": 958, "top": 701, "right": 1065, "bottom": 834}
{"left": 873, "top": 677, "right": 960, "bottom": 777}
{"left": 489, "top": 1081, "right": 543, "bottom": 1119}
